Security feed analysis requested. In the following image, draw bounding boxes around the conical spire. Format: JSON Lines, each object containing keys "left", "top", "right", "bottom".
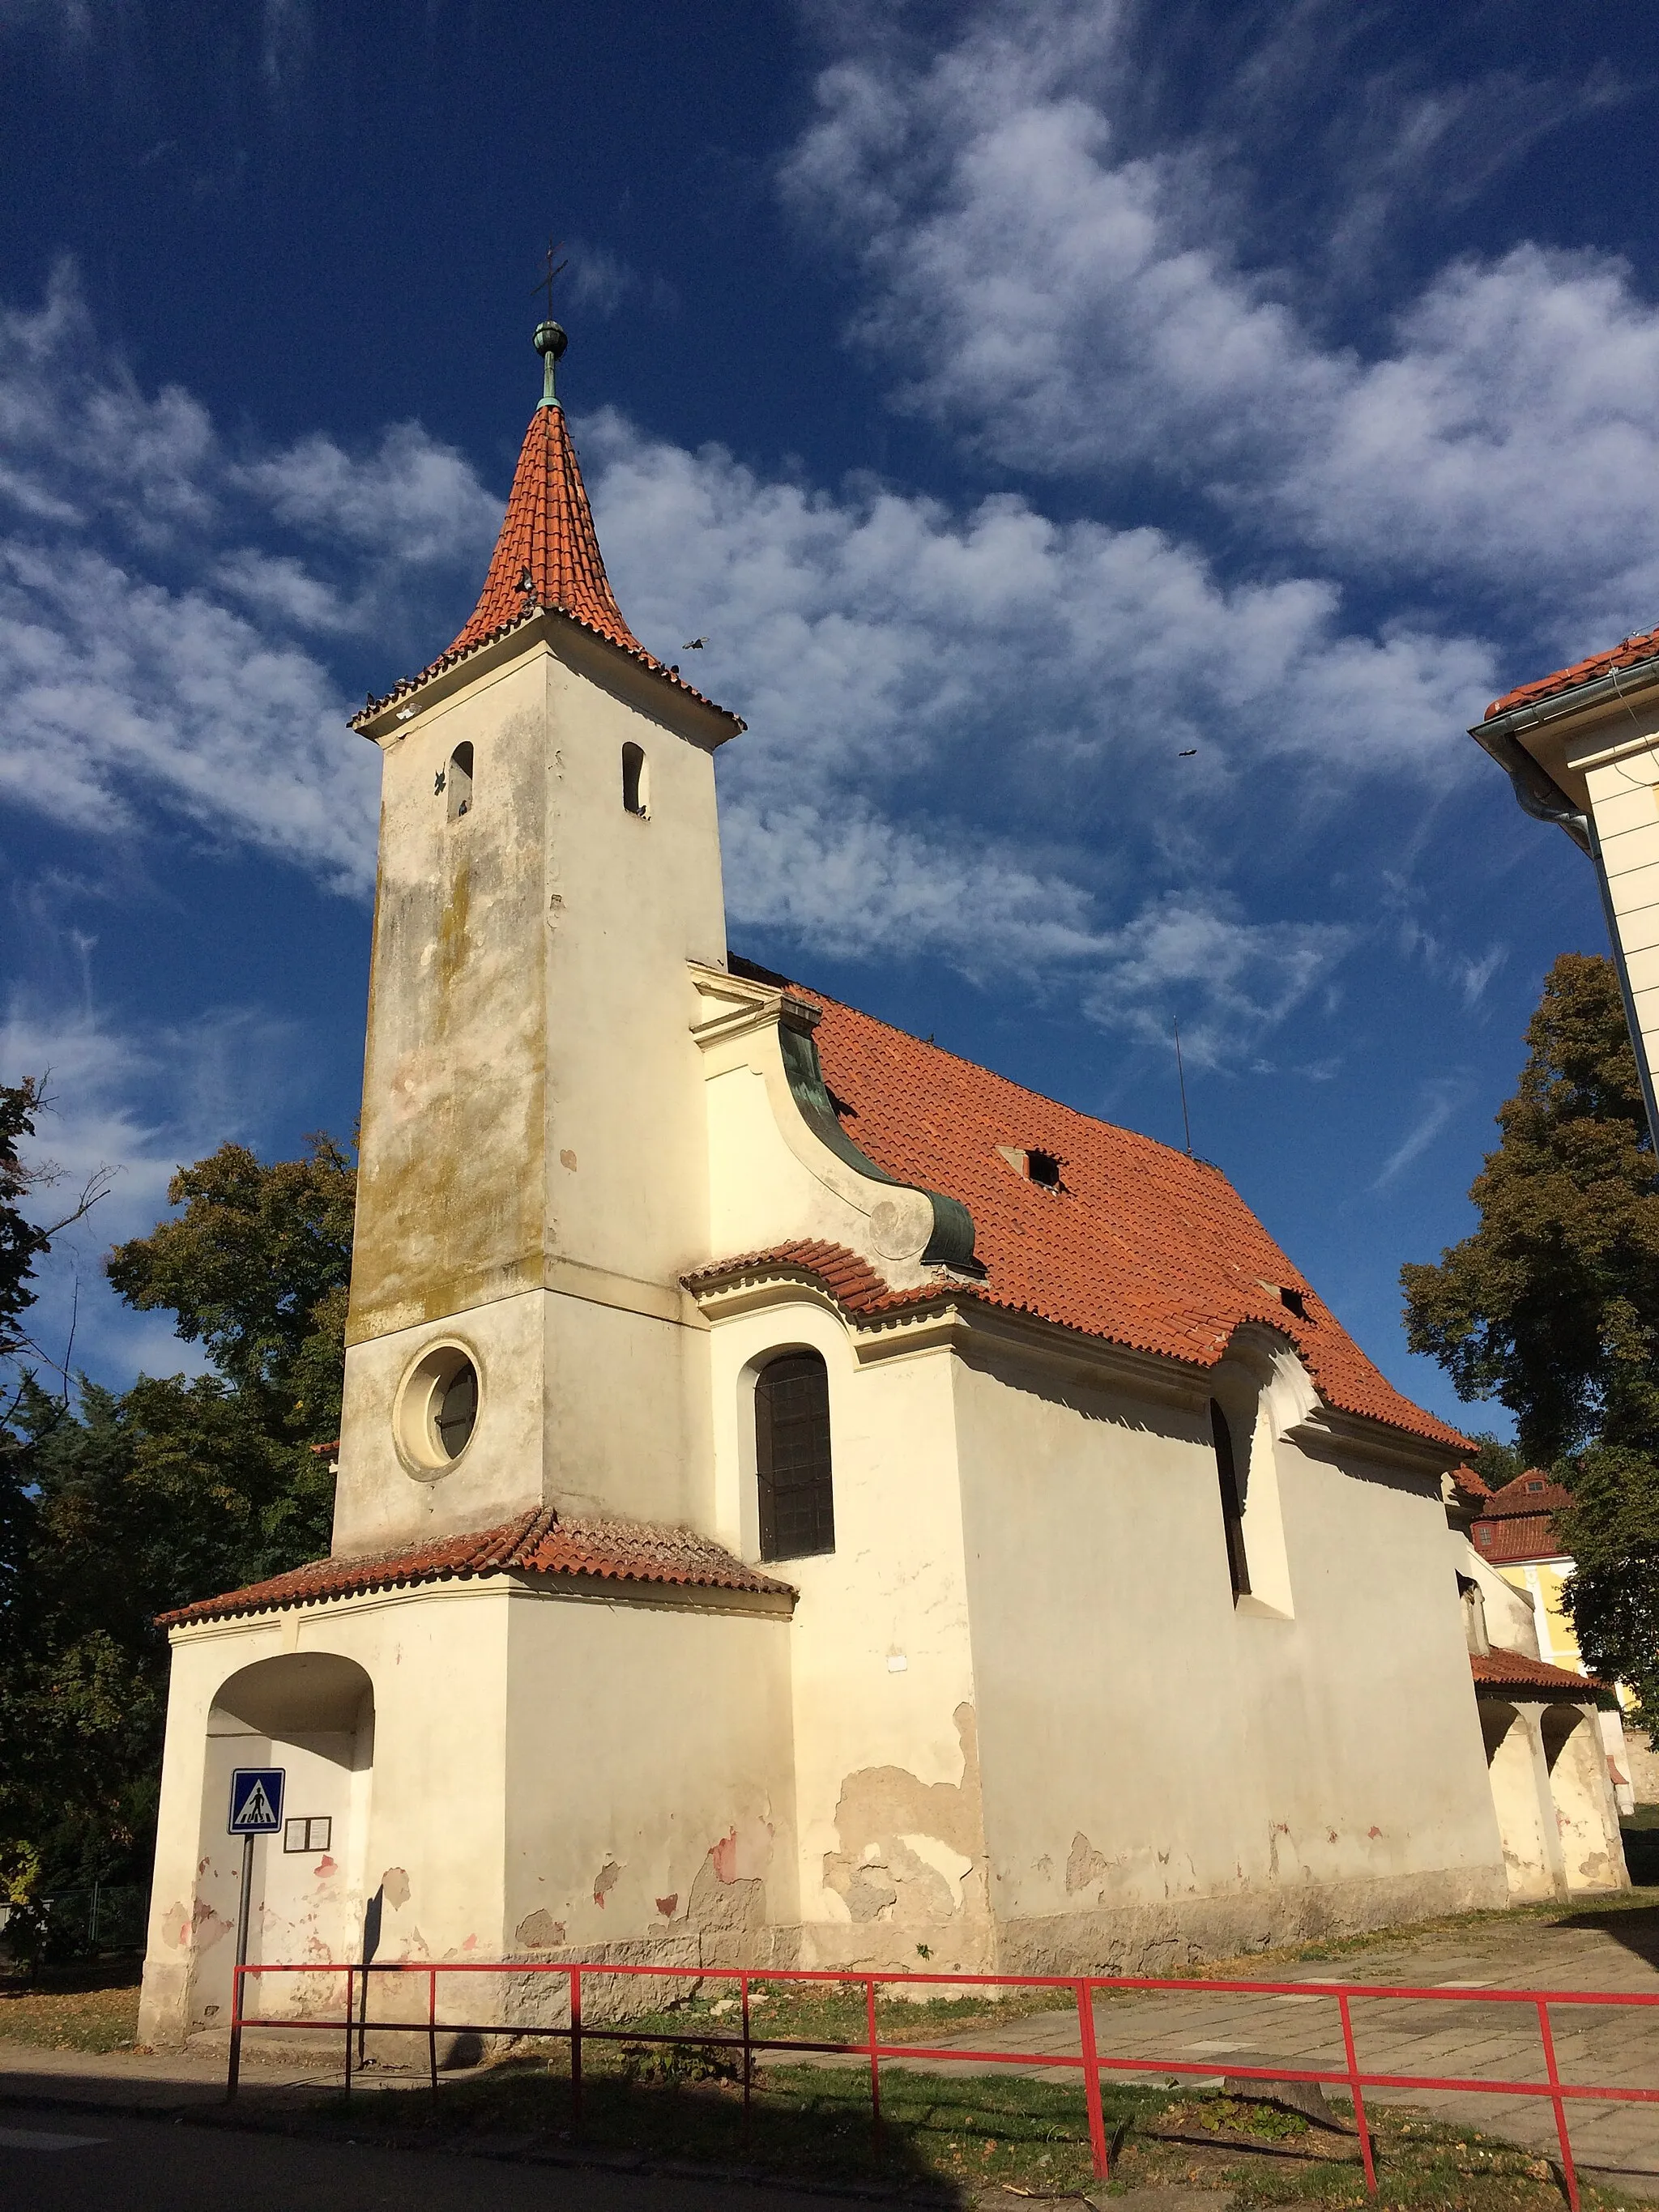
{"left": 352, "top": 321, "right": 742, "bottom": 735}
{"left": 442, "top": 399, "right": 647, "bottom": 663}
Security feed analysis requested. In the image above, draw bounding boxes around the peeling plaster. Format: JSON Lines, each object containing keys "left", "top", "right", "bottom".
{"left": 516, "top": 1909, "right": 566, "bottom": 1949}
{"left": 823, "top": 1703, "right": 986, "bottom": 1931}
{"left": 1065, "top": 1833, "right": 1110, "bottom": 1894}
{"left": 381, "top": 1867, "right": 412, "bottom": 1909}
{"left": 593, "top": 1860, "right": 621, "bottom": 1907}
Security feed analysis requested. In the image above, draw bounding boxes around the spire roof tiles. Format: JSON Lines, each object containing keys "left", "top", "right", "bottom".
{"left": 352, "top": 399, "right": 740, "bottom": 732}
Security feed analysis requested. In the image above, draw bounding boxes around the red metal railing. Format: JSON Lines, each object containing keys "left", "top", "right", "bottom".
{"left": 230, "top": 1958, "right": 1659, "bottom": 2210}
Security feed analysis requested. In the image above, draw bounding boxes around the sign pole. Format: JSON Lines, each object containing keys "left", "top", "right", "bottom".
{"left": 222, "top": 1766, "right": 282, "bottom": 2103}
{"left": 226, "top": 1830, "right": 254, "bottom": 2101}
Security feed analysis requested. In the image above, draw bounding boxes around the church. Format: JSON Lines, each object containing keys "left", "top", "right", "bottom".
{"left": 139, "top": 318, "right": 1531, "bottom": 2048}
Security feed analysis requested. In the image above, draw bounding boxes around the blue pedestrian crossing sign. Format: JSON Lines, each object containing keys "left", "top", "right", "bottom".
{"left": 228, "top": 1767, "right": 285, "bottom": 1835}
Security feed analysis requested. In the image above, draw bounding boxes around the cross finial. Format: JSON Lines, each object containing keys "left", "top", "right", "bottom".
{"left": 534, "top": 238, "right": 568, "bottom": 322}
{"left": 531, "top": 238, "right": 570, "bottom": 407}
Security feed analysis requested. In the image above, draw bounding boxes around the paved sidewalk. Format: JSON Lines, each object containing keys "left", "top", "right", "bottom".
{"left": 890, "top": 1907, "right": 1659, "bottom": 2197}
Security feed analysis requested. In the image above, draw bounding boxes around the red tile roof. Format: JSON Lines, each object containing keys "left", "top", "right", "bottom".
{"left": 1470, "top": 1647, "right": 1599, "bottom": 1694}
{"left": 1472, "top": 1515, "right": 1564, "bottom": 1566}
{"left": 158, "top": 1506, "right": 791, "bottom": 1627}
{"left": 352, "top": 403, "right": 740, "bottom": 732}
{"left": 1482, "top": 1473, "right": 1572, "bottom": 1518}
{"left": 1486, "top": 623, "right": 1659, "bottom": 721}
{"left": 1450, "top": 1464, "right": 1492, "bottom": 1498}
{"left": 692, "top": 985, "right": 1469, "bottom": 1451}
{"left": 1469, "top": 1473, "right": 1572, "bottom": 1563}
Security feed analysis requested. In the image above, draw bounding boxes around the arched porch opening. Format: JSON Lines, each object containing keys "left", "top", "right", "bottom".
{"left": 189, "top": 1652, "right": 374, "bottom": 2035}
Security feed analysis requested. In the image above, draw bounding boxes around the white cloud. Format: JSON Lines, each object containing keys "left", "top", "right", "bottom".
{"left": 1373, "top": 1076, "right": 1472, "bottom": 1190}
{"left": 783, "top": 2, "right": 1659, "bottom": 643}
{"left": 0, "top": 262, "right": 1501, "bottom": 1068}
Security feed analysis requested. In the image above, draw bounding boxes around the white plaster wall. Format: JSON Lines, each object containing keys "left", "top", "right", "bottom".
{"left": 501, "top": 1585, "right": 796, "bottom": 1977}
{"left": 141, "top": 1587, "right": 514, "bottom": 2048}
{"left": 704, "top": 1298, "right": 990, "bottom": 1972}
{"left": 1579, "top": 740, "right": 1659, "bottom": 1094}
{"left": 336, "top": 628, "right": 730, "bottom": 1554}
{"left": 1452, "top": 1532, "right": 1541, "bottom": 1657}
{"left": 950, "top": 1351, "right": 1507, "bottom": 1969}
{"left": 694, "top": 979, "right": 952, "bottom": 1289}
{"left": 335, "top": 1281, "right": 712, "bottom": 1552}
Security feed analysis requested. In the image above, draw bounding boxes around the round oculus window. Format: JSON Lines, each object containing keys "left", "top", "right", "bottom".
{"left": 395, "top": 1343, "right": 481, "bottom": 1476}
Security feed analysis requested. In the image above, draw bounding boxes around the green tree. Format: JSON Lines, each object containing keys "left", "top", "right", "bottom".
{"left": 1401, "top": 952, "right": 1659, "bottom": 1721}
{"left": 0, "top": 1132, "right": 353, "bottom": 1954}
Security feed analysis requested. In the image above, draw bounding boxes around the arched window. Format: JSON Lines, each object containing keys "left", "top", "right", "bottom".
{"left": 446, "top": 742, "right": 474, "bottom": 822}
{"left": 756, "top": 1350, "right": 834, "bottom": 1562}
{"left": 1210, "top": 1398, "right": 1251, "bottom": 1600}
{"left": 621, "top": 741, "right": 647, "bottom": 816}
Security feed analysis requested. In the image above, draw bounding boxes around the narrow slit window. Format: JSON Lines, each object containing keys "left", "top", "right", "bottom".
{"left": 446, "top": 742, "right": 474, "bottom": 822}
{"left": 621, "top": 741, "right": 648, "bottom": 816}
{"left": 756, "top": 1350, "right": 834, "bottom": 1562}
{"left": 1211, "top": 1398, "right": 1251, "bottom": 1600}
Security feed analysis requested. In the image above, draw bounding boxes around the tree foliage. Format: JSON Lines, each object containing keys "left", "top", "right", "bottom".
{"left": 1401, "top": 952, "right": 1659, "bottom": 1722}
{"left": 0, "top": 1078, "right": 50, "bottom": 1363}
{"left": 0, "top": 1130, "right": 353, "bottom": 1952}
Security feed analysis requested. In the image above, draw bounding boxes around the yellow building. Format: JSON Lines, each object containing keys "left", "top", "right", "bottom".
{"left": 1471, "top": 1474, "right": 1653, "bottom": 1809}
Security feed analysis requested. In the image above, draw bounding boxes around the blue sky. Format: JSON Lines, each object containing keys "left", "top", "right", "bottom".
{"left": 3, "top": 0, "right": 1653, "bottom": 1432}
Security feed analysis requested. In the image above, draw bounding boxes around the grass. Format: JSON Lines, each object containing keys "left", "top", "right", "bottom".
{"left": 321, "top": 2052, "right": 1658, "bottom": 2210}
{"left": 0, "top": 1960, "right": 142, "bottom": 2053}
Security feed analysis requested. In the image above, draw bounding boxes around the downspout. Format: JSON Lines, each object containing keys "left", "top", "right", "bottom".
{"left": 1471, "top": 718, "right": 1659, "bottom": 1149}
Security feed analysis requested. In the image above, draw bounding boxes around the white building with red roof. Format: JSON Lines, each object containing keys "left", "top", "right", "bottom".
{"left": 138, "top": 322, "right": 1625, "bottom": 2052}
{"left": 1475, "top": 627, "right": 1659, "bottom": 1137}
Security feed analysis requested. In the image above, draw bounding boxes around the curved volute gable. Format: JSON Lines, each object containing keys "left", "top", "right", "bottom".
{"left": 690, "top": 963, "right": 979, "bottom": 1292}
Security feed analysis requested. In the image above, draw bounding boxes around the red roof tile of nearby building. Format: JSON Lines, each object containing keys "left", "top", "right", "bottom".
{"left": 691, "top": 987, "right": 1469, "bottom": 1452}
{"left": 1470, "top": 1647, "right": 1599, "bottom": 1694}
{"left": 1486, "top": 623, "right": 1659, "bottom": 721}
{"left": 1469, "top": 1474, "right": 1572, "bottom": 1563}
{"left": 1482, "top": 1473, "right": 1572, "bottom": 1518}
{"left": 1450, "top": 1464, "right": 1492, "bottom": 1498}
{"left": 352, "top": 403, "right": 740, "bottom": 732}
{"left": 1471, "top": 1513, "right": 1563, "bottom": 1565}
{"left": 158, "top": 1506, "right": 792, "bottom": 1628}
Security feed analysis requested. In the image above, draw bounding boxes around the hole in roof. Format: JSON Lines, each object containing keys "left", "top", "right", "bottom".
{"left": 1278, "top": 1286, "right": 1307, "bottom": 1319}
{"left": 1026, "top": 1149, "right": 1062, "bottom": 1188}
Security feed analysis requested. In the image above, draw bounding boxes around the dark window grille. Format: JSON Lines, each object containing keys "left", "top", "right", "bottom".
{"left": 757, "top": 1351, "right": 834, "bottom": 1562}
{"left": 1211, "top": 1398, "right": 1251, "bottom": 1600}
{"left": 437, "top": 1361, "right": 478, "bottom": 1458}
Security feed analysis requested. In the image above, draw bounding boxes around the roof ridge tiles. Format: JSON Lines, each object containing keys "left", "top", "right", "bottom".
{"left": 1486, "top": 622, "right": 1659, "bottom": 722}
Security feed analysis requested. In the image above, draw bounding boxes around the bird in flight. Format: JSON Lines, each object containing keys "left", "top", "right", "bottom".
{"left": 1178, "top": 748, "right": 1197, "bottom": 757}
{"left": 683, "top": 636, "right": 708, "bottom": 650}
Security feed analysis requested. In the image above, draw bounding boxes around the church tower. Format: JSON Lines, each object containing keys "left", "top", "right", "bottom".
{"left": 333, "top": 318, "right": 744, "bottom": 1555}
